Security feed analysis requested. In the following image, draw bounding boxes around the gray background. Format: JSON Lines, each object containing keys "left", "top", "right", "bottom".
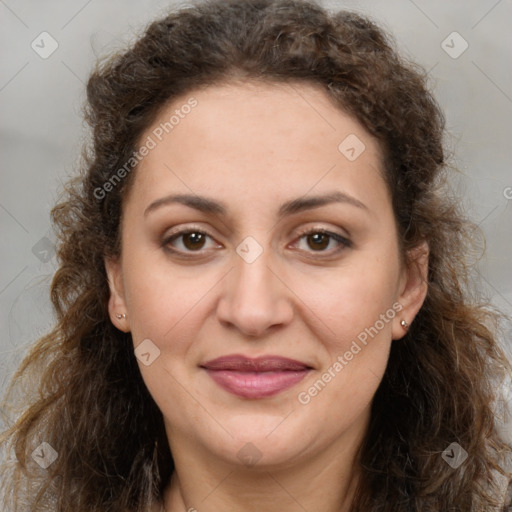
{"left": 1, "top": 0, "right": 511, "bottom": 402}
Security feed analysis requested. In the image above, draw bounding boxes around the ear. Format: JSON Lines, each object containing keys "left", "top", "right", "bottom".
{"left": 392, "top": 241, "right": 429, "bottom": 340}
{"left": 105, "top": 256, "right": 130, "bottom": 333}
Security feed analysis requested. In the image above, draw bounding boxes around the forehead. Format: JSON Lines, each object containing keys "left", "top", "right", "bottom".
{"left": 127, "top": 80, "right": 389, "bottom": 216}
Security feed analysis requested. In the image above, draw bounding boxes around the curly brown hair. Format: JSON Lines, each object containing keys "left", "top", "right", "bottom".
{"left": 2, "top": 0, "right": 511, "bottom": 510}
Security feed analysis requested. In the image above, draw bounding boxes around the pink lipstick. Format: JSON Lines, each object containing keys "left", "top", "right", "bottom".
{"left": 201, "top": 355, "right": 312, "bottom": 399}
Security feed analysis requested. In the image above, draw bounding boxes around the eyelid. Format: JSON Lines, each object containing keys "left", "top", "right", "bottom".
{"left": 293, "top": 224, "right": 351, "bottom": 242}
{"left": 291, "top": 226, "right": 352, "bottom": 254}
{"left": 163, "top": 224, "right": 216, "bottom": 240}
{"left": 162, "top": 224, "right": 221, "bottom": 250}
{"left": 162, "top": 223, "right": 352, "bottom": 256}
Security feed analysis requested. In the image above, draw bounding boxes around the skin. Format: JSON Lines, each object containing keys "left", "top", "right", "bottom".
{"left": 106, "top": 81, "right": 429, "bottom": 512}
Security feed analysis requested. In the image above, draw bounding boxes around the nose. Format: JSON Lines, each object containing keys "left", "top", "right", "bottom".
{"left": 216, "top": 247, "right": 294, "bottom": 338}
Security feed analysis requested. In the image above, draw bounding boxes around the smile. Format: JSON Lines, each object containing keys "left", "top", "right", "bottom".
{"left": 201, "top": 355, "right": 312, "bottom": 399}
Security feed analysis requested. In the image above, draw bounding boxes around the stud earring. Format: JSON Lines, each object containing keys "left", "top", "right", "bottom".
{"left": 400, "top": 319, "right": 409, "bottom": 331}
{"left": 116, "top": 313, "right": 126, "bottom": 319}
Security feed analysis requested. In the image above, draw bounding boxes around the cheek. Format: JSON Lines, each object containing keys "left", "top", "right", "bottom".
{"left": 293, "top": 251, "right": 399, "bottom": 426}
{"left": 296, "top": 252, "right": 400, "bottom": 345}
{"left": 294, "top": 272, "right": 396, "bottom": 432}
{"left": 122, "top": 251, "right": 214, "bottom": 343}
{"left": 121, "top": 259, "right": 214, "bottom": 423}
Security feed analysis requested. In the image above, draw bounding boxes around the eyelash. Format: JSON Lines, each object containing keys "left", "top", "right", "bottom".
{"left": 294, "top": 227, "right": 352, "bottom": 254}
{"left": 162, "top": 225, "right": 351, "bottom": 258}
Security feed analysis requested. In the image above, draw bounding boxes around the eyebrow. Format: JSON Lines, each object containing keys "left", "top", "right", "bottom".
{"left": 277, "top": 191, "right": 367, "bottom": 216}
{"left": 144, "top": 193, "right": 226, "bottom": 217}
{"left": 144, "top": 191, "right": 368, "bottom": 218}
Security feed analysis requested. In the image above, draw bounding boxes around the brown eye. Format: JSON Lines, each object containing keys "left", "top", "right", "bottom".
{"left": 306, "top": 232, "right": 330, "bottom": 251}
{"left": 294, "top": 229, "right": 351, "bottom": 255}
{"left": 181, "top": 232, "right": 207, "bottom": 251}
{"left": 163, "top": 228, "right": 221, "bottom": 255}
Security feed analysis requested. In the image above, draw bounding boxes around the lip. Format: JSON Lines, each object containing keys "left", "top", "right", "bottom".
{"left": 201, "top": 355, "right": 312, "bottom": 399}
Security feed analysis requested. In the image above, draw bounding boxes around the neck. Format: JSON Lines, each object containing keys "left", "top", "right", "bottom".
{"left": 161, "top": 420, "right": 367, "bottom": 512}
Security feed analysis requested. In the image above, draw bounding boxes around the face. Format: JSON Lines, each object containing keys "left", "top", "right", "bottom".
{"left": 106, "top": 81, "right": 428, "bottom": 470}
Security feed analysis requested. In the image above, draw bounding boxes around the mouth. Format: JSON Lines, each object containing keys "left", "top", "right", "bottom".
{"left": 200, "top": 355, "right": 312, "bottom": 399}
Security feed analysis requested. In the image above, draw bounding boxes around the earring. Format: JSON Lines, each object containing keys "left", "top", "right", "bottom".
{"left": 116, "top": 313, "right": 126, "bottom": 319}
{"left": 400, "top": 319, "right": 409, "bottom": 331}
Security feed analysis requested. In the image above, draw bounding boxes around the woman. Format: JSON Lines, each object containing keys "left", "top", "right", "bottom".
{"left": 1, "top": 0, "right": 511, "bottom": 510}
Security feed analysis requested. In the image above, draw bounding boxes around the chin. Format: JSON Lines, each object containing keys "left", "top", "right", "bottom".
{"left": 204, "top": 413, "right": 321, "bottom": 468}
